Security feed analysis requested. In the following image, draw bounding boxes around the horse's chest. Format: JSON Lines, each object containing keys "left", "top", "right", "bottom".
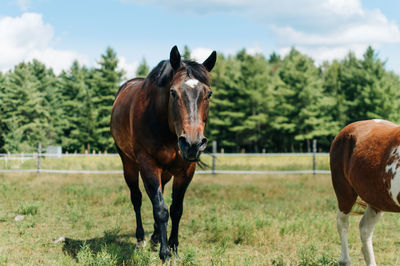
{"left": 153, "top": 146, "right": 178, "bottom": 165}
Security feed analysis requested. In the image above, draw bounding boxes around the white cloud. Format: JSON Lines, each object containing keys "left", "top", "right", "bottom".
{"left": 278, "top": 45, "right": 367, "bottom": 65}
{"left": 124, "top": 0, "right": 400, "bottom": 64}
{"left": 17, "top": 0, "right": 32, "bottom": 11}
{"left": 123, "top": 0, "right": 364, "bottom": 21}
{"left": 0, "top": 13, "right": 88, "bottom": 74}
{"left": 191, "top": 47, "right": 214, "bottom": 62}
{"left": 247, "top": 46, "right": 263, "bottom": 55}
{"left": 272, "top": 7, "right": 400, "bottom": 63}
{"left": 117, "top": 56, "right": 138, "bottom": 79}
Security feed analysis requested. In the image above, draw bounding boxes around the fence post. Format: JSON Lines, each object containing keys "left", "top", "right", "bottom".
{"left": 312, "top": 139, "right": 317, "bottom": 176}
{"left": 5, "top": 152, "right": 9, "bottom": 169}
{"left": 212, "top": 141, "right": 217, "bottom": 176}
{"left": 37, "top": 142, "right": 41, "bottom": 174}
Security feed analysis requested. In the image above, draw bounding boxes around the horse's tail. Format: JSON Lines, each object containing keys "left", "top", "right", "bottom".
{"left": 351, "top": 197, "right": 367, "bottom": 215}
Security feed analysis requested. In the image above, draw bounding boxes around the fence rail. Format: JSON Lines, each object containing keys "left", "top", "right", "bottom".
{"left": 0, "top": 152, "right": 329, "bottom": 157}
{"left": 0, "top": 151, "right": 330, "bottom": 175}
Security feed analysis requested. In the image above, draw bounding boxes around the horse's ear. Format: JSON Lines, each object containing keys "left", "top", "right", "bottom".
{"left": 202, "top": 51, "right": 217, "bottom": 72}
{"left": 170, "top": 45, "right": 181, "bottom": 71}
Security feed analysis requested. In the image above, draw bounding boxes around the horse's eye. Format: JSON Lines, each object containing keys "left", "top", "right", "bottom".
{"left": 207, "top": 91, "right": 212, "bottom": 99}
{"left": 170, "top": 89, "right": 177, "bottom": 98}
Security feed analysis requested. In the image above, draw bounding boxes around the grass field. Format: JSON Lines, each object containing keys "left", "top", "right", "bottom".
{"left": 1, "top": 171, "right": 400, "bottom": 265}
{"left": 0, "top": 154, "right": 330, "bottom": 172}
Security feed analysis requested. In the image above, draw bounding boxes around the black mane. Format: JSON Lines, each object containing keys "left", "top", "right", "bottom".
{"left": 147, "top": 60, "right": 210, "bottom": 88}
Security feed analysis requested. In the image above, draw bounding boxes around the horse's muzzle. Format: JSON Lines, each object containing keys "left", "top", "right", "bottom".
{"left": 178, "top": 136, "right": 208, "bottom": 162}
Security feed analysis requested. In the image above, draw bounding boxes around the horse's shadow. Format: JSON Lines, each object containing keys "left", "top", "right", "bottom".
{"left": 62, "top": 230, "right": 152, "bottom": 262}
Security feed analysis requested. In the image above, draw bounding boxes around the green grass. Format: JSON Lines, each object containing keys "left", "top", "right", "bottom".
{"left": 0, "top": 154, "right": 330, "bottom": 171}
{"left": 1, "top": 172, "right": 400, "bottom": 265}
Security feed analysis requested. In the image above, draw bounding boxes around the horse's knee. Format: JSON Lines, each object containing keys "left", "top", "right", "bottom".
{"left": 155, "top": 204, "right": 169, "bottom": 223}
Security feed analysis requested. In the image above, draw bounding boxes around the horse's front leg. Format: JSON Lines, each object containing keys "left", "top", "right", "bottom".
{"left": 139, "top": 157, "right": 171, "bottom": 261}
{"left": 149, "top": 171, "right": 173, "bottom": 248}
{"left": 168, "top": 165, "right": 195, "bottom": 254}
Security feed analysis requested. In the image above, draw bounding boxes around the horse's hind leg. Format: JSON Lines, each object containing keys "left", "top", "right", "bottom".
{"left": 119, "top": 155, "right": 144, "bottom": 244}
{"left": 331, "top": 168, "right": 357, "bottom": 265}
{"left": 337, "top": 210, "right": 351, "bottom": 265}
{"left": 359, "top": 205, "right": 383, "bottom": 266}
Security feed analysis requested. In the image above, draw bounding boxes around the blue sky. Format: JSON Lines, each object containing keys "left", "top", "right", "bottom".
{"left": 1, "top": 0, "right": 399, "bottom": 77}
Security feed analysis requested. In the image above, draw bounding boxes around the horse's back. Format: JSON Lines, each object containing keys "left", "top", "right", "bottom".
{"left": 111, "top": 78, "right": 145, "bottom": 157}
{"left": 331, "top": 120, "right": 397, "bottom": 166}
{"left": 331, "top": 119, "right": 400, "bottom": 212}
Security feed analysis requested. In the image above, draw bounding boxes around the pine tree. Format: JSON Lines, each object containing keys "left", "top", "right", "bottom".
{"left": 59, "top": 61, "right": 96, "bottom": 152}
{"left": 136, "top": 58, "right": 150, "bottom": 77}
{"left": 276, "top": 48, "right": 335, "bottom": 151}
{"left": 339, "top": 47, "right": 400, "bottom": 125}
{"left": 29, "top": 60, "right": 61, "bottom": 144}
{"left": 92, "top": 47, "right": 125, "bottom": 151}
{"left": 1, "top": 63, "right": 52, "bottom": 152}
{"left": 208, "top": 54, "right": 243, "bottom": 151}
{"left": 0, "top": 72, "right": 6, "bottom": 152}
{"left": 233, "top": 50, "right": 275, "bottom": 152}
{"left": 183, "top": 45, "right": 191, "bottom": 61}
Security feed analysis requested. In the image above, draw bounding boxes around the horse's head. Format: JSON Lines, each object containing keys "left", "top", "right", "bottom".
{"left": 167, "top": 46, "right": 216, "bottom": 162}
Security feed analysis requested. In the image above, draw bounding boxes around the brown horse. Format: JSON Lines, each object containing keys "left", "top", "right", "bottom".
{"left": 110, "top": 46, "right": 216, "bottom": 261}
{"left": 330, "top": 119, "right": 400, "bottom": 265}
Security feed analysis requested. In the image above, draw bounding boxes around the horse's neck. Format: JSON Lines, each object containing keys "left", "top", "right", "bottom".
{"left": 146, "top": 83, "right": 175, "bottom": 136}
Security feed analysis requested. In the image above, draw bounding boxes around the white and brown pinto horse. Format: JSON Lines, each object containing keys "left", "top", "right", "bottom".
{"left": 330, "top": 119, "right": 400, "bottom": 265}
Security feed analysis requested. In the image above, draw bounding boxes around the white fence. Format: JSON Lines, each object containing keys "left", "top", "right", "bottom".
{"left": 0, "top": 152, "right": 330, "bottom": 175}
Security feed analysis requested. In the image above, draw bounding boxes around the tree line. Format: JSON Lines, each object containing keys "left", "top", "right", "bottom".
{"left": 0, "top": 46, "right": 399, "bottom": 153}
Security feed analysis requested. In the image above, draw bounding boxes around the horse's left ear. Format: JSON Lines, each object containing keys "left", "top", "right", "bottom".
{"left": 203, "top": 51, "right": 217, "bottom": 72}
{"left": 170, "top": 45, "right": 181, "bottom": 71}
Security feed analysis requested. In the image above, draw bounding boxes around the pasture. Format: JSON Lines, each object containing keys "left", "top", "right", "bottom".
{"left": 1, "top": 156, "right": 400, "bottom": 265}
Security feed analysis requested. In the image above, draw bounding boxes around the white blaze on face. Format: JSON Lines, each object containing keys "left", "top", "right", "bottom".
{"left": 183, "top": 79, "right": 201, "bottom": 126}
{"left": 385, "top": 146, "right": 400, "bottom": 206}
{"left": 185, "top": 79, "right": 199, "bottom": 88}
{"left": 189, "top": 88, "right": 201, "bottom": 126}
{"left": 373, "top": 119, "right": 384, "bottom": 123}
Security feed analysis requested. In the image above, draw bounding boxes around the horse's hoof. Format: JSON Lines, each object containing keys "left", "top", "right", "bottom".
{"left": 136, "top": 240, "right": 145, "bottom": 249}
{"left": 150, "top": 234, "right": 160, "bottom": 251}
{"left": 160, "top": 248, "right": 171, "bottom": 262}
{"left": 169, "top": 244, "right": 178, "bottom": 255}
{"left": 168, "top": 238, "right": 178, "bottom": 254}
{"left": 150, "top": 240, "right": 159, "bottom": 251}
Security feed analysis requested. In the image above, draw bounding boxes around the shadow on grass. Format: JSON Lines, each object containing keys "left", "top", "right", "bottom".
{"left": 62, "top": 229, "right": 154, "bottom": 264}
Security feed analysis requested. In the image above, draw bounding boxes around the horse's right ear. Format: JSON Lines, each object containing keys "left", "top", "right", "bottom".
{"left": 170, "top": 45, "right": 181, "bottom": 71}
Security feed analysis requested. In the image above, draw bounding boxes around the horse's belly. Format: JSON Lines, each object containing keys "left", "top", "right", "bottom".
{"left": 350, "top": 170, "right": 400, "bottom": 212}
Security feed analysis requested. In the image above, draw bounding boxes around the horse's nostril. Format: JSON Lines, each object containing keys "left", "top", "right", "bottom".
{"left": 201, "top": 137, "right": 208, "bottom": 145}
{"left": 178, "top": 136, "right": 189, "bottom": 149}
